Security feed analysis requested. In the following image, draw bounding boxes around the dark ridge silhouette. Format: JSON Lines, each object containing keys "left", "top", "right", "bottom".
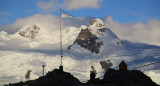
{"left": 5, "top": 61, "right": 160, "bottom": 86}
{"left": 6, "top": 69, "right": 83, "bottom": 86}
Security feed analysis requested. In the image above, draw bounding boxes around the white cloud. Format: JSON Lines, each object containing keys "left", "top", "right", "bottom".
{"left": 105, "top": 16, "right": 160, "bottom": 46}
{"left": 1, "top": 14, "right": 59, "bottom": 34}
{"left": 12, "top": 13, "right": 59, "bottom": 28}
{"left": 36, "top": 0, "right": 103, "bottom": 12}
{"left": 37, "top": 0, "right": 57, "bottom": 12}
{"left": 63, "top": 0, "right": 103, "bottom": 10}
{"left": 0, "top": 11, "right": 11, "bottom": 16}
{"left": 25, "top": 10, "right": 33, "bottom": 13}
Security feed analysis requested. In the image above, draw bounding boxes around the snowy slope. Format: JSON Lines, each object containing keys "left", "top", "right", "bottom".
{"left": 0, "top": 19, "right": 160, "bottom": 86}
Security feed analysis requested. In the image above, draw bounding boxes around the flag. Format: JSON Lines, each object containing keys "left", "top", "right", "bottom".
{"left": 61, "top": 11, "right": 74, "bottom": 20}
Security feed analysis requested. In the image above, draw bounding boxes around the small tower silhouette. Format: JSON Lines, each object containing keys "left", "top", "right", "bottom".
{"left": 42, "top": 65, "right": 45, "bottom": 76}
{"left": 90, "top": 71, "right": 96, "bottom": 80}
{"left": 119, "top": 60, "right": 127, "bottom": 71}
{"left": 90, "top": 65, "right": 97, "bottom": 80}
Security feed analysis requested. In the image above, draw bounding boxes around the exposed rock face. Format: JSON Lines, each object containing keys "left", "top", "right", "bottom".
{"left": 77, "top": 28, "right": 93, "bottom": 40}
{"left": 18, "top": 25, "right": 40, "bottom": 39}
{"left": 73, "top": 28, "right": 103, "bottom": 54}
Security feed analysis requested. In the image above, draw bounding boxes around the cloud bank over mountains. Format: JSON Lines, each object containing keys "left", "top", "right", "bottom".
{"left": 0, "top": 14, "right": 160, "bottom": 48}
{"left": 0, "top": 14, "right": 59, "bottom": 34}
{"left": 105, "top": 16, "right": 160, "bottom": 46}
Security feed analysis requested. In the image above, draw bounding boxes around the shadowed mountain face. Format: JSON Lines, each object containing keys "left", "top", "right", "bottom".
{"left": 73, "top": 28, "right": 103, "bottom": 54}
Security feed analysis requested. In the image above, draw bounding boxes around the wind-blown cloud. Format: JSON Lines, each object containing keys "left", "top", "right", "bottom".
{"left": 105, "top": 16, "right": 160, "bottom": 46}
{"left": 63, "top": 0, "right": 103, "bottom": 10}
{"left": 0, "top": 14, "right": 59, "bottom": 34}
{"left": 37, "top": 0, "right": 57, "bottom": 12}
{"left": 0, "top": 11, "right": 11, "bottom": 16}
{"left": 36, "top": 0, "right": 103, "bottom": 12}
{"left": 125, "top": 11, "right": 141, "bottom": 16}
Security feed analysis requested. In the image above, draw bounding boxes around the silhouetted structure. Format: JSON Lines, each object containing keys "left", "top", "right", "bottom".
{"left": 86, "top": 61, "right": 159, "bottom": 86}
{"left": 59, "top": 65, "right": 63, "bottom": 72}
{"left": 119, "top": 60, "right": 127, "bottom": 71}
{"left": 90, "top": 71, "right": 96, "bottom": 80}
{"left": 42, "top": 65, "right": 45, "bottom": 76}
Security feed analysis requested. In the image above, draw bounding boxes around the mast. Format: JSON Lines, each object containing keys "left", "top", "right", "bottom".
{"left": 60, "top": 8, "right": 63, "bottom": 67}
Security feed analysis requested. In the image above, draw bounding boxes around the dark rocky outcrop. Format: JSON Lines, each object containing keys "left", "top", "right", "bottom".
{"left": 71, "top": 28, "right": 103, "bottom": 54}
{"left": 86, "top": 68, "right": 159, "bottom": 86}
{"left": 6, "top": 69, "right": 83, "bottom": 86}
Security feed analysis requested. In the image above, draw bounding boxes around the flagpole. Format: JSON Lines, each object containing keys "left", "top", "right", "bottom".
{"left": 59, "top": 9, "right": 74, "bottom": 71}
{"left": 60, "top": 8, "right": 63, "bottom": 67}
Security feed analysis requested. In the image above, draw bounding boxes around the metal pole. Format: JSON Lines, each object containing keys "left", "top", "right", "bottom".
{"left": 60, "top": 8, "right": 63, "bottom": 66}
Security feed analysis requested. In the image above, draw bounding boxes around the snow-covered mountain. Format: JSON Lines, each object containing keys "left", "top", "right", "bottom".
{"left": 69, "top": 19, "right": 123, "bottom": 54}
{"left": 0, "top": 19, "right": 160, "bottom": 86}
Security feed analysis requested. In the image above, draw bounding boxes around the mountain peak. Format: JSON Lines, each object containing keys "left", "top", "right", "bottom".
{"left": 89, "top": 19, "right": 104, "bottom": 28}
{"left": 68, "top": 19, "right": 123, "bottom": 54}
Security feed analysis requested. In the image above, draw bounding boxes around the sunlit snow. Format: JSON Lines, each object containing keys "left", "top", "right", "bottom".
{"left": 0, "top": 19, "right": 160, "bottom": 86}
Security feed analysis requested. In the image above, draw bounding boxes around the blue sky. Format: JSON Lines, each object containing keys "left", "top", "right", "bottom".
{"left": 0, "top": 0, "right": 160, "bottom": 25}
